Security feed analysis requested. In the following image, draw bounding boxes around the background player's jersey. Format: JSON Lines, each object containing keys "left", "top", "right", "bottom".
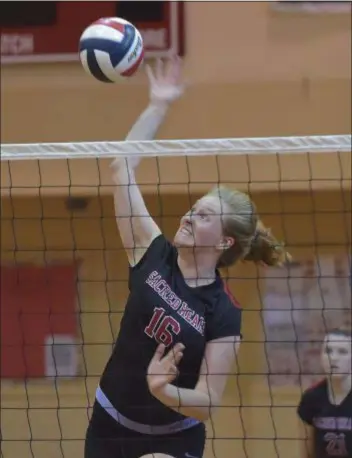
{"left": 100, "top": 234, "right": 242, "bottom": 426}
{"left": 298, "top": 379, "right": 352, "bottom": 457}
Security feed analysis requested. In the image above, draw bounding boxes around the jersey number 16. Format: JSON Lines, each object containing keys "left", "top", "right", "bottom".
{"left": 144, "top": 307, "right": 181, "bottom": 347}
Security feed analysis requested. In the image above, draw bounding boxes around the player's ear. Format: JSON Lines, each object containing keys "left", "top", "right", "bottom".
{"left": 217, "top": 237, "right": 234, "bottom": 251}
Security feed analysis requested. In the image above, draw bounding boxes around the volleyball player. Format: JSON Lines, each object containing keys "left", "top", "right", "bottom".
{"left": 84, "top": 56, "right": 289, "bottom": 458}
{"left": 297, "top": 328, "right": 352, "bottom": 457}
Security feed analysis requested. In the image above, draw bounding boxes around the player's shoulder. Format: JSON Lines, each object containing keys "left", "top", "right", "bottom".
{"left": 297, "top": 380, "right": 327, "bottom": 425}
{"left": 300, "top": 378, "right": 327, "bottom": 403}
{"left": 131, "top": 233, "right": 175, "bottom": 271}
{"left": 218, "top": 280, "right": 242, "bottom": 313}
{"left": 204, "top": 279, "right": 242, "bottom": 340}
{"left": 147, "top": 232, "right": 174, "bottom": 255}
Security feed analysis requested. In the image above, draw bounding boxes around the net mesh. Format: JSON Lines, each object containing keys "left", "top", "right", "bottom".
{"left": 1, "top": 135, "right": 351, "bottom": 458}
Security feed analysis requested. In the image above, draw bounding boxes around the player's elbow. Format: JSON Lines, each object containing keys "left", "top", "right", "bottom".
{"left": 187, "top": 404, "right": 214, "bottom": 422}
{"left": 195, "top": 402, "right": 220, "bottom": 422}
{"left": 195, "top": 409, "right": 212, "bottom": 422}
{"left": 111, "top": 158, "right": 127, "bottom": 180}
{"left": 196, "top": 389, "right": 221, "bottom": 422}
{"left": 204, "top": 404, "right": 220, "bottom": 422}
{"left": 111, "top": 158, "right": 138, "bottom": 187}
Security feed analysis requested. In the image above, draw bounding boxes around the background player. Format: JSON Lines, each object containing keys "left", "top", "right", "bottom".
{"left": 297, "top": 328, "right": 352, "bottom": 457}
{"left": 84, "top": 56, "right": 289, "bottom": 458}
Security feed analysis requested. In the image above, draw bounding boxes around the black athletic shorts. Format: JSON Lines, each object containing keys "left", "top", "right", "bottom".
{"left": 85, "top": 401, "right": 206, "bottom": 458}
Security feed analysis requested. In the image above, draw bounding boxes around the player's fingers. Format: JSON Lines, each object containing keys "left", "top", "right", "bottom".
{"left": 155, "top": 58, "right": 163, "bottom": 80}
{"left": 164, "top": 343, "right": 185, "bottom": 362}
{"left": 168, "top": 364, "right": 178, "bottom": 375}
{"left": 145, "top": 64, "right": 155, "bottom": 84}
{"left": 164, "top": 55, "right": 175, "bottom": 80}
{"left": 164, "top": 55, "right": 177, "bottom": 83}
{"left": 173, "top": 349, "right": 184, "bottom": 365}
{"left": 175, "top": 342, "right": 185, "bottom": 351}
{"left": 170, "top": 342, "right": 185, "bottom": 358}
{"left": 152, "top": 343, "right": 166, "bottom": 362}
{"left": 172, "top": 55, "right": 182, "bottom": 83}
{"left": 163, "top": 350, "right": 175, "bottom": 364}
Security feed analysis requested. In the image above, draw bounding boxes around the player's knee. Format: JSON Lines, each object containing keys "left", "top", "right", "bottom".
{"left": 139, "top": 454, "right": 175, "bottom": 458}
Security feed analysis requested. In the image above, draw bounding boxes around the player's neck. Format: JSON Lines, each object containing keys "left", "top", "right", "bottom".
{"left": 327, "top": 374, "right": 351, "bottom": 404}
{"left": 177, "top": 251, "right": 216, "bottom": 287}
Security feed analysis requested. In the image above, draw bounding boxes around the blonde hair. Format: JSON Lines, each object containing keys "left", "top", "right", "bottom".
{"left": 208, "top": 186, "right": 291, "bottom": 268}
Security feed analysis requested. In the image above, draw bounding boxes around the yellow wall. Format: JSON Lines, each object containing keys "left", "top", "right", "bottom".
{"left": 1, "top": 191, "right": 351, "bottom": 458}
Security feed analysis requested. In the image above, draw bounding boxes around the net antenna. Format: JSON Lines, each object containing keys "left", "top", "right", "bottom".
{"left": 1, "top": 134, "right": 351, "bottom": 160}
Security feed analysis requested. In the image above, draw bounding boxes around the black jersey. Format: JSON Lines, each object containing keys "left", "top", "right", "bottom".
{"left": 99, "top": 234, "right": 242, "bottom": 426}
{"left": 297, "top": 379, "right": 352, "bottom": 457}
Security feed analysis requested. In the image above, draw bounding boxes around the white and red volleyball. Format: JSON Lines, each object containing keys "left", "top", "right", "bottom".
{"left": 79, "top": 17, "right": 144, "bottom": 82}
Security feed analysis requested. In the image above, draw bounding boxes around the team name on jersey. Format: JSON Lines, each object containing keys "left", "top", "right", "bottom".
{"left": 146, "top": 270, "right": 205, "bottom": 336}
{"left": 313, "top": 416, "right": 352, "bottom": 431}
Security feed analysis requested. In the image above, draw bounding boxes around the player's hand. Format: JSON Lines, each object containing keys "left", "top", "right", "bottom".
{"left": 147, "top": 342, "right": 185, "bottom": 394}
{"left": 146, "top": 56, "right": 185, "bottom": 106}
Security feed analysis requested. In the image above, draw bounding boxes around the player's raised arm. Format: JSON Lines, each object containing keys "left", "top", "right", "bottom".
{"left": 111, "top": 57, "right": 185, "bottom": 266}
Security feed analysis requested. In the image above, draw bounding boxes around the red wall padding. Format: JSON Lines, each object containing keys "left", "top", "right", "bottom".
{"left": 1, "top": 264, "right": 77, "bottom": 378}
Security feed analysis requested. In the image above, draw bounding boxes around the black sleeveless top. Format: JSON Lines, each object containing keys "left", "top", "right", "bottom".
{"left": 99, "top": 234, "right": 242, "bottom": 426}
{"left": 298, "top": 379, "right": 352, "bottom": 457}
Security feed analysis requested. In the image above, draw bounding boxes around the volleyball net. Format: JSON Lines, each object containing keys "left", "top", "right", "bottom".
{"left": 1, "top": 134, "right": 351, "bottom": 458}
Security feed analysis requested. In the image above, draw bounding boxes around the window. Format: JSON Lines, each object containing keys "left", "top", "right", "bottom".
{"left": 115, "top": 1, "right": 164, "bottom": 23}
{"left": 0, "top": 1, "right": 57, "bottom": 27}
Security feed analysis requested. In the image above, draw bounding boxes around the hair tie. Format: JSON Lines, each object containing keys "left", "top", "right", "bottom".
{"left": 251, "top": 230, "right": 259, "bottom": 246}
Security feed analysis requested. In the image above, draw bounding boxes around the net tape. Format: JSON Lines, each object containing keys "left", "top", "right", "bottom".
{"left": 1, "top": 134, "right": 351, "bottom": 161}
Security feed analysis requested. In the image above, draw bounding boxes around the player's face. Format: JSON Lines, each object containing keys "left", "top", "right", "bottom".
{"left": 321, "top": 333, "right": 351, "bottom": 378}
{"left": 174, "top": 195, "right": 232, "bottom": 252}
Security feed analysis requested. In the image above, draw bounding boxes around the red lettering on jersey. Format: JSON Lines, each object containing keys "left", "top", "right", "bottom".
{"left": 145, "top": 307, "right": 181, "bottom": 347}
{"left": 178, "top": 302, "right": 193, "bottom": 320}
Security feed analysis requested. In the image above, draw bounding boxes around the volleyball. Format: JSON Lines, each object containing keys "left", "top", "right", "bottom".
{"left": 79, "top": 17, "right": 144, "bottom": 83}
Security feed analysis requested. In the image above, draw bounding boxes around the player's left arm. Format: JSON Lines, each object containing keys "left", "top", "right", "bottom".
{"left": 153, "top": 335, "right": 240, "bottom": 422}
